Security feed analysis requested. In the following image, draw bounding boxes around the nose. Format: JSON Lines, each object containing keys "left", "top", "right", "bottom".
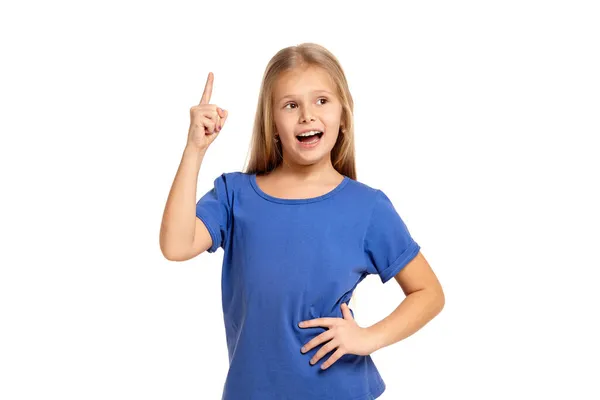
{"left": 300, "top": 107, "right": 316, "bottom": 123}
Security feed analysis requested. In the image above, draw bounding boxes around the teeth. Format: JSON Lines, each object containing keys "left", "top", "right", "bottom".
{"left": 297, "top": 130, "right": 322, "bottom": 137}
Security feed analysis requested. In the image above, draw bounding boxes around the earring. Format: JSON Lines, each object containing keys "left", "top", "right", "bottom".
{"left": 274, "top": 134, "right": 280, "bottom": 142}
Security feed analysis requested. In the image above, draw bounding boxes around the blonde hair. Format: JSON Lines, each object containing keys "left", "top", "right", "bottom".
{"left": 242, "top": 43, "right": 360, "bottom": 310}
{"left": 243, "top": 42, "right": 357, "bottom": 180}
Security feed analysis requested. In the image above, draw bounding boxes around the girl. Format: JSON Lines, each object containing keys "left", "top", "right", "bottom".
{"left": 160, "top": 43, "right": 444, "bottom": 400}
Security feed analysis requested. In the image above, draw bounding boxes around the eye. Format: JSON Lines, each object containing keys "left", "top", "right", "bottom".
{"left": 284, "top": 98, "right": 328, "bottom": 109}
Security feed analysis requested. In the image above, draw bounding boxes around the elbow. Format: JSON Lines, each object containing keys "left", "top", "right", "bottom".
{"left": 160, "top": 247, "right": 179, "bottom": 262}
{"left": 422, "top": 284, "right": 445, "bottom": 315}
{"left": 159, "top": 241, "right": 185, "bottom": 262}
{"left": 435, "top": 286, "right": 445, "bottom": 313}
{"left": 159, "top": 232, "right": 185, "bottom": 262}
{"left": 161, "top": 250, "right": 188, "bottom": 262}
{"left": 160, "top": 243, "right": 195, "bottom": 262}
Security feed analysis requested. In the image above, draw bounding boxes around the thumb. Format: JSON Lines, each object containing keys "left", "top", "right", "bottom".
{"left": 341, "top": 303, "right": 353, "bottom": 320}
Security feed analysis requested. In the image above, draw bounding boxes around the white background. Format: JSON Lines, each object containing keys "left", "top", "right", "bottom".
{"left": 1, "top": 0, "right": 599, "bottom": 399}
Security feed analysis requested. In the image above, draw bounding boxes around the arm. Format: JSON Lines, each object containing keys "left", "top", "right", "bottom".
{"left": 159, "top": 145, "right": 213, "bottom": 261}
{"left": 366, "top": 251, "right": 445, "bottom": 352}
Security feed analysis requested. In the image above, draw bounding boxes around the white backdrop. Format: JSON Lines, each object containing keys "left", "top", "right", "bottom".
{"left": 1, "top": 0, "right": 599, "bottom": 399}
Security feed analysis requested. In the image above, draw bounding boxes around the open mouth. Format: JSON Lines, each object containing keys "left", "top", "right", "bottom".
{"left": 296, "top": 131, "right": 324, "bottom": 144}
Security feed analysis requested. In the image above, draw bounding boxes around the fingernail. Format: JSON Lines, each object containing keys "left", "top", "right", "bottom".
{"left": 301, "top": 346, "right": 306, "bottom": 353}
{"left": 298, "top": 322, "right": 304, "bottom": 327}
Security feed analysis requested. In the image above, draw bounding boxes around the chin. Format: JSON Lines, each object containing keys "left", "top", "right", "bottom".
{"left": 292, "top": 150, "right": 333, "bottom": 166}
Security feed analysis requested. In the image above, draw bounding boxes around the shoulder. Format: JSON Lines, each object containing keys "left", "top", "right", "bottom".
{"left": 218, "top": 170, "right": 247, "bottom": 181}
{"left": 344, "top": 177, "right": 386, "bottom": 207}
{"left": 212, "top": 171, "right": 248, "bottom": 190}
{"left": 201, "top": 172, "right": 249, "bottom": 206}
{"left": 344, "top": 179, "right": 407, "bottom": 227}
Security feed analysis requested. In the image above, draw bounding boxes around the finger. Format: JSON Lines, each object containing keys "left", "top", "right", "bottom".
{"left": 310, "top": 339, "right": 338, "bottom": 366}
{"left": 301, "top": 330, "right": 334, "bottom": 354}
{"left": 299, "top": 318, "right": 339, "bottom": 328}
{"left": 218, "top": 109, "right": 228, "bottom": 131}
{"left": 201, "top": 109, "right": 220, "bottom": 131}
{"left": 341, "top": 303, "right": 353, "bottom": 320}
{"left": 197, "top": 115, "right": 216, "bottom": 134}
{"left": 321, "top": 348, "right": 345, "bottom": 370}
{"left": 216, "top": 107, "right": 226, "bottom": 130}
{"left": 199, "top": 72, "right": 214, "bottom": 105}
{"left": 212, "top": 110, "right": 221, "bottom": 132}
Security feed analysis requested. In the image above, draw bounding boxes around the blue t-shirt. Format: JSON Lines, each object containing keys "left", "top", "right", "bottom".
{"left": 195, "top": 171, "right": 420, "bottom": 400}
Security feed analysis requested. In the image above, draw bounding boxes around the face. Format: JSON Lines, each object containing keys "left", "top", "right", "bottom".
{"left": 271, "top": 66, "right": 343, "bottom": 168}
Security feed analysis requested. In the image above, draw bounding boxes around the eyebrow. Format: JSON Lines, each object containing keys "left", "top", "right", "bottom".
{"left": 277, "top": 90, "right": 334, "bottom": 103}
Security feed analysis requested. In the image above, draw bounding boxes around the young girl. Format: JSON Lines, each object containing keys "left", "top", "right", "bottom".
{"left": 160, "top": 43, "right": 444, "bottom": 400}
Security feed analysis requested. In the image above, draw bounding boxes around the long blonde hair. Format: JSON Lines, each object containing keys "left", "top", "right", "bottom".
{"left": 243, "top": 43, "right": 357, "bottom": 181}
{"left": 242, "top": 43, "right": 359, "bottom": 310}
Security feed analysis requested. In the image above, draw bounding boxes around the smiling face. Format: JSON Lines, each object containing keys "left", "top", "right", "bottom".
{"left": 271, "top": 65, "right": 344, "bottom": 168}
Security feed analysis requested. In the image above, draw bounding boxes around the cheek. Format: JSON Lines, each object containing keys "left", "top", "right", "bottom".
{"left": 275, "top": 115, "right": 295, "bottom": 133}
{"left": 323, "top": 110, "right": 343, "bottom": 130}
{"left": 325, "top": 131, "right": 340, "bottom": 146}
{"left": 325, "top": 119, "right": 342, "bottom": 135}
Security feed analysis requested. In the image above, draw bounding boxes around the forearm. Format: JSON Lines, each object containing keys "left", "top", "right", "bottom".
{"left": 366, "top": 289, "right": 444, "bottom": 353}
{"left": 159, "top": 145, "right": 206, "bottom": 259}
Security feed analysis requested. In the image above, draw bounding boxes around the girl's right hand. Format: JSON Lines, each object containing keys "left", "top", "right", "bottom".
{"left": 187, "top": 72, "right": 228, "bottom": 153}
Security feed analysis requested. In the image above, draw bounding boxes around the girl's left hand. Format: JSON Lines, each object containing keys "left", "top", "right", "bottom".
{"left": 298, "top": 303, "right": 377, "bottom": 370}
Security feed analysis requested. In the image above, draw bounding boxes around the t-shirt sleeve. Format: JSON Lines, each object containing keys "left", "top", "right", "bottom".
{"left": 195, "top": 173, "right": 232, "bottom": 253}
{"left": 363, "top": 190, "right": 421, "bottom": 284}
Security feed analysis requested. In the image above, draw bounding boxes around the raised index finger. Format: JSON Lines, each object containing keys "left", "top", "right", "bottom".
{"left": 199, "top": 72, "right": 214, "bottom": 105}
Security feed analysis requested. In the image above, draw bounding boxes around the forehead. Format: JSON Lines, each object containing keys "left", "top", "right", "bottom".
{"left": 273, "top": 66, "right": 336, "bottom": 100}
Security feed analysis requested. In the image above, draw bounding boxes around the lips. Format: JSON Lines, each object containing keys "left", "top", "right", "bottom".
{"left": 296, "top": 131, "right": 324, "bottom": 142}
{"left": 296, "top": 133, "right": 324, "bottom": 142}
{"left": 296, "top": 133, "right": 323, "bottom": 149}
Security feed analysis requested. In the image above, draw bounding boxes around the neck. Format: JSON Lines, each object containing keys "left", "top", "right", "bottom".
{"left": 274, "top": 155, "right": 340, "bottom": 182}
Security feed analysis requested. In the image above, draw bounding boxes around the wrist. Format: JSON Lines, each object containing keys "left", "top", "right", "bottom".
{"left": 365, "top": 324, "right": 385, "bottom": 354}
{"left": 184, "top": 144, "right": 207, "bottom": 158}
